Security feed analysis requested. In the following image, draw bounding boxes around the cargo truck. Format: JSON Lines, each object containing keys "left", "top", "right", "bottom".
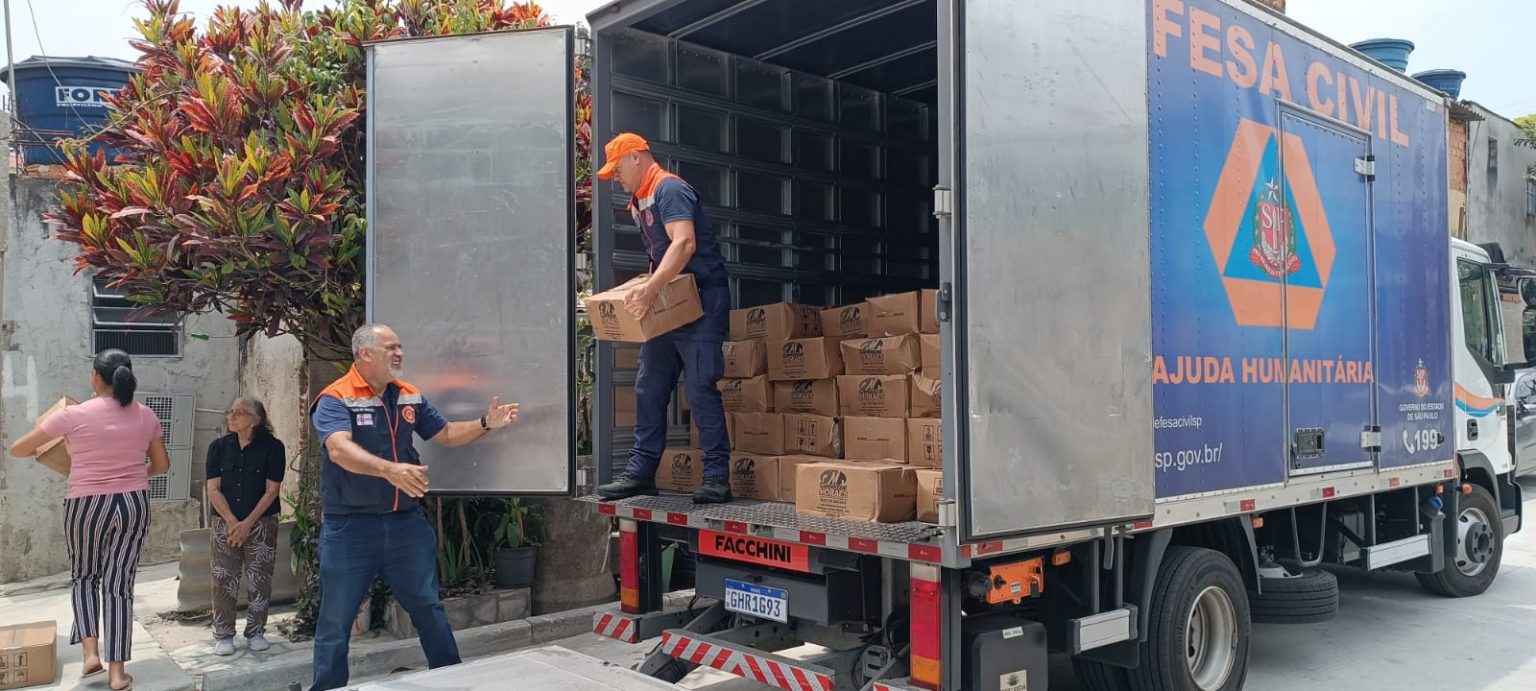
{"left": 362, "top": 0, "right": 1536, "bottom": 689}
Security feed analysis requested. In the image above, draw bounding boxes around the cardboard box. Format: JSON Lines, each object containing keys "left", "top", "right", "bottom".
{"left": 866, "top": 291, "right": 921, "bottom": 336}
{"left": 613, "top": 387, "right": 637, "bottom": 428}
{"left": 820, "top": 303, "right": 868, "bottom": 339}
{"left": 919, "top": 334, "right": 941, "bottom": 372}
{"left": 613, "top": 347, "right": 641, "bottom": 370}
{"left": 727, "top": 453, "right": 780, "bottom": 500}
{"left": 908, "top": 418, "right": 943, "bottom": 468}
{"left": 773, "top": 379, "right": 839, "bottom": 417}
{"left": 915, "top": 469, "right": 943, "bottom": 523}
{"left": 722, "top": 340, "right": 768, "bottom": 378}
{"left": 838, "top": 375, "right": 910, "bottom": 418}
{"left": 843, "top": 417, "right": 908, "bottom": 462}
{"left": 768, "top": 338, "right": 844, "bottom": 381}
{"left": 784, "top": 414, "right": 841, "bottom": 458}
{"left": 732, "top": 413, "right": 786, "bottom": 456}
{"left": 775, "top": 455, "right": 823, "bottom": 501}
{"left": 656, "top": 448, "right": 704, "bottom": 493}
{"left": 0, "top": 621, "right": 56, "bottom": 689}
{"left": 795, "top": 462, "right": 917, "bottom": 522}
{"left": 910, "top": 374, "right": 942, "bottom": 418}
{"left": 585, "top": 274, "right": 704, "bottom": 343}
{"left": 719, "top": 375, "right": 773, "bottom": 414}
{"left": 33, "top": 397, "right": 78, "bottom": 476}
{"left": 921, "top": 289, "right": 939, "bottom": 334}
{"left": 841, "top": 335, "right": 920, "bottom": 376}
{"left": 730, "top": 302, "right": 822, "bottom": 341}
{"left": 690, "top": 414, "right": 734, "bottom": 449}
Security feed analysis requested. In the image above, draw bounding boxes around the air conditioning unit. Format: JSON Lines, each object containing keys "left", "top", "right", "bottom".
{"left": 141, "top": 393, "right": 195, "bottom": 502}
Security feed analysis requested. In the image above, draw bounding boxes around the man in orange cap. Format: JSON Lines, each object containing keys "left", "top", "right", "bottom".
{"left": 594, "top": 133, "right": 733, "bottom": 504}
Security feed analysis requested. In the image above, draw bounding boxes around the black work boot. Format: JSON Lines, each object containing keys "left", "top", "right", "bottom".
{"left": 597, "top": 471, "right": 658, "bottom": 500}
{"left": 693, "top": 475, "right": 733, "bottom": 505}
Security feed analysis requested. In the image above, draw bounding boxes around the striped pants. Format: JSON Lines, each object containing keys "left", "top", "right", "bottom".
{"left": 64, "top": 490, "right": 150, "bottom": 662}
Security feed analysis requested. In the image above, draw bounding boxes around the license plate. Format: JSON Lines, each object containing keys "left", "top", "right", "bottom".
{"left": 724, "top": 579, "right": 788, "bottom": 623}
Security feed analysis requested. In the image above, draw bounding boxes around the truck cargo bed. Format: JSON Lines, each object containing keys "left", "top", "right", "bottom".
{"left": 579, "top": 493, "right": 944, "bottom": 557}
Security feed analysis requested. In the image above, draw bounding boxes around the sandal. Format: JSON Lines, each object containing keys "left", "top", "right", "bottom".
{"left": 82, "top": 661, "right": 105, "bottom": 678}
{"left": 110, "top": 674, "right": 133, "bottom": 691}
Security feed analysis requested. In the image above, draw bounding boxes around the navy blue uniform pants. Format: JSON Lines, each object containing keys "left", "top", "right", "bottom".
{"left": 628, "top": 285, "right": 731, "bottom": 478}
{"left": 310, "top": 507, "right": 460, "bottom": 690}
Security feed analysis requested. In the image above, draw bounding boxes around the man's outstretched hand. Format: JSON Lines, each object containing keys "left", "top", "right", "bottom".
{"left": 486, "top": 397, "right": 519, "bottom": 430}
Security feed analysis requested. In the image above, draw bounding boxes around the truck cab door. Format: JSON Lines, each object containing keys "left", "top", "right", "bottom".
{"left": 1511, "top": 372, "right": 1536, "bottom": 475}
{"left": 1453, "top": 253, "right": 1511, "bottom": 474}
{"left": 364, "top": 28, "right": 577, "bottom": 494}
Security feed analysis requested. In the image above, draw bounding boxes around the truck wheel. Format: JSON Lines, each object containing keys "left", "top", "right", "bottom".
{"left": 1074, "top": 657, "right": 1134, "bottom": 691}
{"left": 1416, "top": 484, "right": 1503, "bottom": 598}
{"left": 1131, "top": 546, "right": 1250, "bottom": 691}
{"left": 1248, "top": 567, "right": 1338, "bottom": 624}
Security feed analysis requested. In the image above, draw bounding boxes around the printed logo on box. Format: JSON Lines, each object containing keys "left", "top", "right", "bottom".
{"left": 859, "top": 378, "right": 884, "bottom": 400}
{"left": 818, "top": 469, "right": 848, "bottom": 498}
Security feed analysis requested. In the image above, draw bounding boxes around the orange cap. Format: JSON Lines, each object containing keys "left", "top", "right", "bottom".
{"left": 596, "top": 132, "right": 649, "bottom": 180}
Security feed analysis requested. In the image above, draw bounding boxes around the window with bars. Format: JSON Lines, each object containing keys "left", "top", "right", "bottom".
{"left": 91, "top": 279, "right": 182, "bottom": 357}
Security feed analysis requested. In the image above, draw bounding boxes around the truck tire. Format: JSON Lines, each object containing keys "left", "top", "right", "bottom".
{"left": 1416, "top": 484, "right": 1503, "bottom": 598}
{"left": 1130, "top": 546, "right": 1250, "bottom": 691}
{"left": 1074, "top": 657, "right": 1134, "bottom": 691}
{"left": 1248, "top": 567, "right": 1338, "bottom": 624}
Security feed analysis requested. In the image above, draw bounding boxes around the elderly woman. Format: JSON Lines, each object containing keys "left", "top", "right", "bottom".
{"left": 206, "top": 397, "right": 286, "bottom": 656}
{"left": 10, "top": 349, "right": 169, "bottom": 691}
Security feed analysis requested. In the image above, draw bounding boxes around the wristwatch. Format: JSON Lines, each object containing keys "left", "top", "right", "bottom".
{"left": 479, "top": 415, "right": 491, "bottom": 431}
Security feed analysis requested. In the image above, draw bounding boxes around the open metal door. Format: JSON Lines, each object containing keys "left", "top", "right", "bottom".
{"left": 366, "top": 28, "right": 576, "bottom": 494}
{"left": 951, "top": 0, "right": 1154, "bottom": 541}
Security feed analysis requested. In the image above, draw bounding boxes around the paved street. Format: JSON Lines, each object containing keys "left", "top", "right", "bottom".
{"left": 551, "top": 476, "right": 1536, "bottom": 690}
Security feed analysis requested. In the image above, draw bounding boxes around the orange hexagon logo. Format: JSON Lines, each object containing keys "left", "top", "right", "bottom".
{"left": 1203, "top": 119, "right": 1335, "bottom": 330}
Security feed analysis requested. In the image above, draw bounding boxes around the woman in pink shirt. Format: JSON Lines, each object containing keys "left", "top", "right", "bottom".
{"left": 10, "top": 349, "right": 169, "bottom": 691}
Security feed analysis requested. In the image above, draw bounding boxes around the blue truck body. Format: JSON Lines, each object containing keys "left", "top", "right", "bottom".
{"left": 1148, "top": 0, "right": 1452, "bottom": 499}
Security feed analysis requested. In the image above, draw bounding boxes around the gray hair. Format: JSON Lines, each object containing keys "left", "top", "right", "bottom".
{"left": 351, "top": 323, "right": 388, "bottom": 358}
{"left": 231, "top": 397, "right": 273, "bottom": 436}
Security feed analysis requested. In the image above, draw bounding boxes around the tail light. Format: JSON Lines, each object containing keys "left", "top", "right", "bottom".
{"left": 909, "top": 563, "right": 943, "bottom": 690}
{"left": 619, "top": 518, "right": 640, "bottom": 613}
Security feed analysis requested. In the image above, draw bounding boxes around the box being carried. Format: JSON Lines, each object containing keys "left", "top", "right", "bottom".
{"left": 34, "top": 396, "right": 79, "bottom": 476}
{"left": 584, "top": 274, "right": 704, "bottom": 343}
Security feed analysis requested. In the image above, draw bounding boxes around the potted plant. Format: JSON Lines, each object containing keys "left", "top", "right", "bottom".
{"left": 491, "top": 498, "right": 545, "bottom": 589}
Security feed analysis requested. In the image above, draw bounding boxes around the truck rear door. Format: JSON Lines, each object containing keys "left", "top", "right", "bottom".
{"left": 950, "top": 0, "right": 1155, "bottom": 540}
{"left": 365, "top": 28, "right": 577, "bottom": 494}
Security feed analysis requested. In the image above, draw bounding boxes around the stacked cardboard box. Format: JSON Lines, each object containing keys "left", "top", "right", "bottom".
{"left": 636, "top": 291, "right": 945, "bottom": 518}
{"left": 793, "top": 290, "right": 945, "bottom": 522}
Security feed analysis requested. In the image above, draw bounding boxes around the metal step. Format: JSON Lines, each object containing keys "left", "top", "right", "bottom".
{"left": 657, "top": 628, "right": 838, "bottom": 691}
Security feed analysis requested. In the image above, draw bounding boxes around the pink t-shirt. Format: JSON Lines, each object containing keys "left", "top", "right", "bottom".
{"left": 39, "top": 397, "right": 162, "bottom": 499}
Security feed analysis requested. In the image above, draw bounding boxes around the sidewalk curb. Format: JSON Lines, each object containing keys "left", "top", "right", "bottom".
{"left": 199, "top": 592, "right": 697, "bottom": 691}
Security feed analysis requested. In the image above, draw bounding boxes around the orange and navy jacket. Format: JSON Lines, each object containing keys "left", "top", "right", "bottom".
{"left": 628, "top": 163, "right": 728, "bottom": 289}
{"left": 309, "top": 366, "right": 448, "bottom": 515}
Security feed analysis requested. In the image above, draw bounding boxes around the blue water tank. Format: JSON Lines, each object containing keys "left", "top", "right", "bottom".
{"left": 3, "top": 55, "right": 138, "bottom": 165}
{"left": 1412, "top": 69, "right": 1467, "bottom": 100}
{"left": 1348, "top": 38, "right": 1415, "bottom": 72}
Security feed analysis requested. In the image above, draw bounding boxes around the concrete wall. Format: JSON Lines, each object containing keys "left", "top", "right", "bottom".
{"left": 0, "top": 173, "right": 240, "bottom": 584}
{"left": 238, "top": 332, "right": 306, "bottom": 517}
{"left": 1465, "top": 103, "right": 1536, "bottom": 266}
